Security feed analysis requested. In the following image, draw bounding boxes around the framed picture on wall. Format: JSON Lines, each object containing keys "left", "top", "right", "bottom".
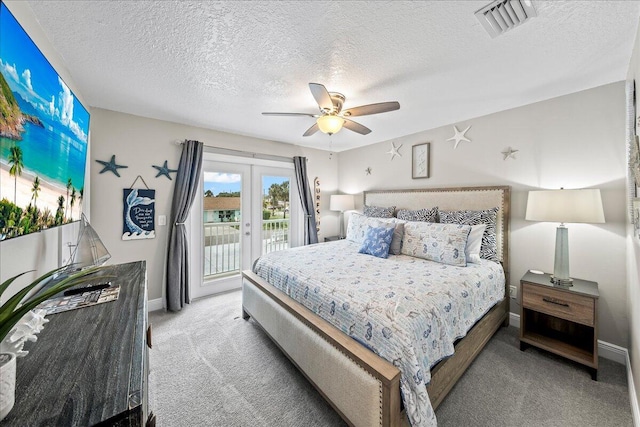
{"left": 412, "top": 143, "right": 430, "bottom": 179}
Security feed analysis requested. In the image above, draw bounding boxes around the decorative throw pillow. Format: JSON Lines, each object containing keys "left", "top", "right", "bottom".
{"left": 397, "top": 207, "right": 438, "bottom": 222}
{"left": 466, "top": 224, "right": 486, "bottom": 263}
{"left": 372, "top": 219, "right": 405, "bottom": 255}
{"left": 439, "top": 208, "right": 499, "bottom": 262}
{"left": 347, "top": 213, "right": 405, "bottom": 255}
{"left": 358, "top": 225, "right": 396, "bottom": 258}
{"left": 401, "top": 222, "right": 471, "bottom": 267}
{"left": 363, "top": 204, "right": 395, "bottom": 218}
{"left": 346, "top": 212, "right": 369, "bottom": 243}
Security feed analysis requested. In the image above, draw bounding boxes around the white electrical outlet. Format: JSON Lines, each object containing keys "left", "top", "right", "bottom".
{"left": 509, "top": 285, "right": 517, "bottom": 298}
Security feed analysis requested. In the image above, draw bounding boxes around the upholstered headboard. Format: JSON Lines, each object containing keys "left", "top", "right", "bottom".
{"left": 363, "top": 186, "right": 511, "bottom": 280}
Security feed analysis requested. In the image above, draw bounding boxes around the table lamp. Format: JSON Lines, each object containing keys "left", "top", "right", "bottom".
{"left": 330, "top": 194, "right": 355, "bottom": 239}
{"left": 525, "top": 188, "right": 605, "bottom": 286}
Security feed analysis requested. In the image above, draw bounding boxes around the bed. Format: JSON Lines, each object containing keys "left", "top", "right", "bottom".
{"left": 242, "top": 186, "right": 510, "bottom": 427}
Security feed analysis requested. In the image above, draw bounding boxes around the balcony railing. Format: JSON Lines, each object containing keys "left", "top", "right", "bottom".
{"left": 203, "top": 219, "right": 289, "bottom": 277}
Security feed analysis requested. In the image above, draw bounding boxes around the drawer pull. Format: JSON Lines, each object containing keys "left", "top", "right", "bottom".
{"left": 542, "top": 297, "right": 569, "bottom": 307}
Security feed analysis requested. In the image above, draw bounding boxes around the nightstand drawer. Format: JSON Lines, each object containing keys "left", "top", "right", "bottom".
{"left": 522, "top": 283, "right": 594, "bottom": 326}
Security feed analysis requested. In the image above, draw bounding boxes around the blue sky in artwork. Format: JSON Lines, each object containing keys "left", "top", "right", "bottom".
{"left": 0, "top": 3, "right": 90, "bottom": 143}
{"left": 203, "top": 172, "right": 288, "bottom": 196}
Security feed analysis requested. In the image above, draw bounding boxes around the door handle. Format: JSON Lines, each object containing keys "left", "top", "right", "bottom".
{"left": 245, "top": 232, "right": 250, "bottom": 236}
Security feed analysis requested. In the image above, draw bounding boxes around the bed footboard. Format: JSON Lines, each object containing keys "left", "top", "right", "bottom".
{"left": 242, "top": 271, "right": 402, "bottom": 427}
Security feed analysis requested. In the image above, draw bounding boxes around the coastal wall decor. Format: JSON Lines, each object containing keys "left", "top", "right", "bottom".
{"left": 365, "top": 167, "right": 372, "bottom": 175}
{"left": 447, "top": 124, "right": 471, "bottom": 149}
{"left": 0, "top": 3, "right": 90, "bottom": 240}
{"left": 314, "top": 177, "right": 320, "bottom": 233}
{"left": 123, "top": 177, "right": 155, "bottom": 240}
{"left": 501, "top": 147, "right": 518, "bottom": 160}
{"left": 96, "top": 155, "right": 128, "bottom": 177}
{"left": 152, "top": 160, "right": 178, "bottom": 180}
{"left": 386, "top": 142, "right": 402, "bottom": 160}
{"left": 412, "top": 143, "right": 430, "bottom": 179}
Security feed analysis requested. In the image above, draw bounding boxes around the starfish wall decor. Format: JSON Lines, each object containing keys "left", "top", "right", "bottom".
{"left": 446, "top": 125, "right": 471, "bottom": 149}
{"left": 152, "top": 160, "right": 179, "bottom": 180}
{"left": 501, "top": 147, "right": 519, "bottom": 160}
{"left": 96, "top": 155, "right": 128, "bottom": 177}
{"left": 387, "top": 142, "right": 402, "bottom": 160}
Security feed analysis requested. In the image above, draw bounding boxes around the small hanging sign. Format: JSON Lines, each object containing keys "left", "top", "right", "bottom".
{"left": 123, "top": 176, "right": 155, "bottom": 240}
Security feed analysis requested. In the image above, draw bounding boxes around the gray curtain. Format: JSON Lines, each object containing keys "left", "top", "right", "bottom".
{"left": 293, "top": 156, "right": 318, "bottom": 245}
{"left": 166, "top": 140, "right": 204, "bottom": 311}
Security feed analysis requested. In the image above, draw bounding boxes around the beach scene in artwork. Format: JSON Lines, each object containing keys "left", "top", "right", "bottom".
{"left": 0, "top": 3, "right": 89, "bottom": 240}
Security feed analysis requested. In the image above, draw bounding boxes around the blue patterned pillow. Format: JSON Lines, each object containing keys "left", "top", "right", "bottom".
{"left": 397, "top": 207, "right": 438, "bottom": 222}
{"left": 358, "top": 225, "right": 395, "bottom": 258}
{"left": 363, "top": 204, "right": 395, "bottom": 218}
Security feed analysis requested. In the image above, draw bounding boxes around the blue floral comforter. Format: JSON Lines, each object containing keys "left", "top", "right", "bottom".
{"left": 253, "top": 239, "right": 505, "bottom": 427}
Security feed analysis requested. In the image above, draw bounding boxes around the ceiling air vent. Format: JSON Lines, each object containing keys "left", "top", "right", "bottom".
{"left": 475, "top": 0, "right": 537, "bottom": 38}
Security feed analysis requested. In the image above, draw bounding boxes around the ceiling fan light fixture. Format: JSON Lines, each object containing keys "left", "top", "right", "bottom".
{"left": 317, "top": 115, "right": 345, "bottom": 135}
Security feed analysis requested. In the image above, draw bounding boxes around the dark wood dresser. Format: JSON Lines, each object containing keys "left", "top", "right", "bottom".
{"left": 0, "top": 261, "right": 154, "bottom": 426}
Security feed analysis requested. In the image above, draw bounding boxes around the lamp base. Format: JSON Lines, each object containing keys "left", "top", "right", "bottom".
{"left": 552, "top": 225, "right": 572, "bottom": 287}
{"left": 550, "top": 276, "right": 573, "bottom": 287}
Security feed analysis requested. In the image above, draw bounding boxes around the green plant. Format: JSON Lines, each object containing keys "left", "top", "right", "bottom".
{"left": 0, "top": 266, "right": 107, "bottom": 344}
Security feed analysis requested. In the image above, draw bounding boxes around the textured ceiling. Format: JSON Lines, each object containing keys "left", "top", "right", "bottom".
{"left": 24, "top": 0, "right": 640, "bottom": 152}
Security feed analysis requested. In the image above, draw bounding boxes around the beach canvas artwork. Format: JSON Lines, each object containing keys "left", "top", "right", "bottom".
{"left": 0, "top": 2, "right": 89, "bottom": 240}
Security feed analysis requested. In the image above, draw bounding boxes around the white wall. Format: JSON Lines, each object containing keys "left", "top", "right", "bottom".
{"left": 89, "top": 108, "right": 339, "bottom": 302}
{"left": 338, "top": 82, "right": 628, "bottom": 347}
{"left": 626, "top": 15, "right": 640, "bottom": 416}
{"left": 0, "top": 1, "right": 90, "bottom": 291}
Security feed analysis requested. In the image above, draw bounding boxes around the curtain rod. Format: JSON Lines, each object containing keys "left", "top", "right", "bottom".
{"left": 174, "top": 140, "right": 294, "bottom": 163}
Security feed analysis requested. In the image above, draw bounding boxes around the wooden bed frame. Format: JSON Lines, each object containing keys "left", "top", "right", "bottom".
{"left": 242, "top": 185, "right": 511, "bottom": 426}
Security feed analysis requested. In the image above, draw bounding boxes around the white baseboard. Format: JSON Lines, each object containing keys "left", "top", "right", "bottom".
{"left": 599, "top": 340, "right": 628, "bottom": 365}
{"left": 148, "top": 297, "right": 164, "bottom": 312}
{"left": 509, "top": 311, "right": 519, "bottom": 328}
{"left": 627, "top": 352, "right": 640, "bottom": 427}
{"left": 508, "top": 312, "right": 626, "bottom": 364}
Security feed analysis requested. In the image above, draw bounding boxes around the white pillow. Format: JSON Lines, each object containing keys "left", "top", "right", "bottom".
{"left": 346, "top": 212, "right": 368, "bottom": 243}
{"left": 466, "top": 224, "right": 486, "bottom": 263}
{"left": 402, "top": 222, "right": 471, "bottom": 267}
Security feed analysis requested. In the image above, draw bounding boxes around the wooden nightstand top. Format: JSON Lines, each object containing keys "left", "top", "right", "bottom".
{"left": 521, "top": 271, "right": 599, "bottom": 299}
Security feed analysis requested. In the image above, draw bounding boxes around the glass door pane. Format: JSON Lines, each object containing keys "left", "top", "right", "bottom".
{"left": 203, "top": 167, "right": 246, "bottom": 279}
{"left": 261, "top": 175, "right": 290, "bottom": 255}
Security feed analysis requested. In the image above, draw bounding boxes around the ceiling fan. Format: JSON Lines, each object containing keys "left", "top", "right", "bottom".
{"left": 262, "top": 83, "right": 400, "bottom": 137}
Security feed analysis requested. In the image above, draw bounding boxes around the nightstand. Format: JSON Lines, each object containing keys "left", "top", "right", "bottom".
{"left": 519, "top": 271, "right": 599, "bottom": 380}
{"left": 324, "top": 235, "right": 343, "bottom": 242}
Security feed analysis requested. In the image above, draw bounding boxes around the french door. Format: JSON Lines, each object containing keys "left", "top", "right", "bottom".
{"left": 190, "top": 156, "right": 300, "bottom": 298}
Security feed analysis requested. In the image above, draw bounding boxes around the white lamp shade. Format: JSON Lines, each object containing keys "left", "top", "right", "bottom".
{"left": 330, "top": 194, "right": 355, "bottom": 212}
{"left": 317, "top": 115, "right": 345, "bottom": 135}
{"left": 525, "top": 188, "right": 605, "bottom": 224}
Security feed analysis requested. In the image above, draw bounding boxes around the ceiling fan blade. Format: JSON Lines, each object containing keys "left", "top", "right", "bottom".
{"left": 262, "top": 112, "right": 317, "bottom": 117}
{"left": 343, "top": 101, "right": 400, "bottom": 117}
{"left": 343, "top": 119, "right": 371, "bottom": 135}
{"left": 309, "top": 83, "right": 334, "bottom": 111}
{"left": 303, "top": 123, "right": 319, "bottom": 137}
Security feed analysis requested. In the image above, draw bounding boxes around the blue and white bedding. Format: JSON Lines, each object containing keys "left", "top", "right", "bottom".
{"left": 253, "top": 239, "right": 505, "bottom": 427}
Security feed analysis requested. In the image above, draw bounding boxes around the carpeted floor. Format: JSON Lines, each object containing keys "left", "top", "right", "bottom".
{"left": 149, "top": 290, "right": 632, "bottom": 427}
